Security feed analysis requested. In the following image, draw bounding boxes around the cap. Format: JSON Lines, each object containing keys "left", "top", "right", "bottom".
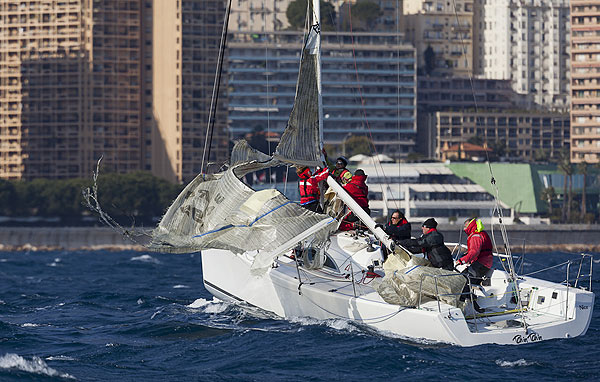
{"left": 422, "top": 218, "right": 437, "bottom": 228}
{"left": 336, "top": 156, "right": 348, "bottom": 166}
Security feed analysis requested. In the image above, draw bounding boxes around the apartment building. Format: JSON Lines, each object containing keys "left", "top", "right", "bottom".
{"left": 0, "top": 0, "right": 148, "bottom": 179}
{"left": 403, "top": 0, "right": 474, "bottom": 77}
{"left": 476, "top": 0, "right": 570, "bottom": 111}
{"left": 435, "top": 111, "right": 570, "bottom": 162}
{"left": 571, "top": 0, "right": 600, "bottom": 164}
{"left": 227, "top": 31, "right": 417, "bottom": 158}
{"left": 152, "top": 0, "right": 229, "bottom": 182}
{"left": 0, "top": 0, "right": 228, "bottom": 182}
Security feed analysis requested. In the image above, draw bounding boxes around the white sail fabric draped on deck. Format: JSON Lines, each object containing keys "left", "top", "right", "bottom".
{"left": 150, "top": 162, "right": 337, "bottom": 269}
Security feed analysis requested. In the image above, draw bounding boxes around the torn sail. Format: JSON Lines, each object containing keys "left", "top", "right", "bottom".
{"left": 150, "top": 162, "right": 337, "bottom": 259}
{"left": 273, "top": 8, "right": 322, "bottom": 167}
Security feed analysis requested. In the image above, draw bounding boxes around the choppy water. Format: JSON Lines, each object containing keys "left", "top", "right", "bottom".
{"left": 0, "top": 250, "right": 598, "bottom": 381}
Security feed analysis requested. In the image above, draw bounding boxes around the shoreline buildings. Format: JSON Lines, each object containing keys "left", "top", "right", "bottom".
{"left": 228, "top": 31, "right": 417, "bottom": 158}
{"left": 570, "top": 0, "right": 600, "bottom": 164}
{"left": 0, "top": 0, "right": 228, "bottom": 183}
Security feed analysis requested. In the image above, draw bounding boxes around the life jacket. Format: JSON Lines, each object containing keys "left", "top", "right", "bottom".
{"left": 332, "top": 168, "right": 351, "bottom": 185}
{"left": 423, "top": 228, "right": 454, "bottom": 271}
{"left": 343, "top": 175, "right": 369, "bottom": 209}
{"left": 298, "top": 167, "right": 320, "bottom": 205}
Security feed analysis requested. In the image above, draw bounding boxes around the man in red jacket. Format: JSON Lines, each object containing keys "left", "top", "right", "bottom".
{"left": 296, "top": 166, "right": 329, "bottom": 213}
{"left": 457, "top": 217, "right": 493, "bottom": 277}
{"left": 457, "top": 217, "right": 493, "bottom": 312}
{"left": 339, "top": 169, "right": 370, "bottom": 230}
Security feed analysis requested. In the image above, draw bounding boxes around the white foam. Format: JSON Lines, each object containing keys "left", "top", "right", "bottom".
{"left": 186, "top": 297, "right": 228, "bottom": 313}
{"left": 130, "top": 254, "right": 161, "bottom": 264}
{"left": 21, "top": 323, "right": 40, "bottom": 327}
{"left": 495, "top": 359, "right": 536, "bottom": 367}
{"left": 173, "top": 285, "right": 189, "bottom": 289}
{"left": 45, "top": 356, "right": 76, "bottom": 361}
{"left": 137, "top": 298, "right": 144, "bottom": 305}
{"left": 0, "top": 353, "right": 75, "bottom": 379}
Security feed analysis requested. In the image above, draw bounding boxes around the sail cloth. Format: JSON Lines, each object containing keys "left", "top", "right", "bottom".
{"left": 376, "top": 251, "right": 466, "bottom": 308}
{"left": 150, "top": 162, "right": 337, "bottom": 267}
{"left": 230, "top": 139, "right": 273, "bottom": 167}
{"left": 273, "top": 8, "right": 322, "bottom": 167}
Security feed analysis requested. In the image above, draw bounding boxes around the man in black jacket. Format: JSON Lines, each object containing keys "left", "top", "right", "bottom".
{"left": 398, "top": 218, "right": 454, "bottom": 271}
{"left": 379, "top": 210, "right": 411, "bottom": 241}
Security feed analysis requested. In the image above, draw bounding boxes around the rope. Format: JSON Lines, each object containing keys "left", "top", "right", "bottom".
{"left": 201, "top": 0, "right": 232, "bottom": 175}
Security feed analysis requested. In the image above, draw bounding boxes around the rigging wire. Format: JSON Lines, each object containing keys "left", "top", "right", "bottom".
{"left": 263, "top": 0, "right": 273, "bottom": 184}
{"left": 449, "top": 0, "right": 524, "bottom": 330}
{"left": 344, "top": 3, "right": 401, "bottom": 213}
{"left": 201, "top": 0, "right": 232, "bottom": 175}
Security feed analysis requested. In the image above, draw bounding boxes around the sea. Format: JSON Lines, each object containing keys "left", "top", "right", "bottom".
{"left": 0, "top": 249, "right": 598, "bottom": 382}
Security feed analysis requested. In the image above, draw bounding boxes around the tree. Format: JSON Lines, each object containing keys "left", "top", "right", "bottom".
{"left": 489, "top": 140, "right": 506, "bottom": 158}
{"left": 340, "top": 0, "right": 380, "bottom": 31}
{"left": 533, "top": 148, "right": 550, "bottom": 163}
{"left": 557, "top": 149, "right": 573, "bottom": 222}
{"left": 540, "top": 186, "right": 556, "bottom": 217}
{"left": 344, "top": 135, "right": 372, "bottom": 157}
{"left": 286, "top": 0, "right": 336, "bottom": 31}
{"left": 424, "top": 45, "right": 435, "bottom": 75}
{"left": 467, "top": 136, "right": 483, "bottom": 146}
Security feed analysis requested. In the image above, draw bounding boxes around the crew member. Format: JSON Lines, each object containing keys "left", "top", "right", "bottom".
{"left": 339, "top": 169, "right": 370, "bottom": 230}
{"left": 377, "top": 210, "right": 411, "bottom": 241}
{"left": 331, "top": 156, "right": 352, "bottom": 185}
{"left": 398, "top": 218, "right": 453, "bottom": 270}
{"left": 457, "top": 217, "right": 493, "bottom": 279}
{"left": 456, "top": 217, "right": 493, "bottom": 312}
{"left": 296, "top": 166, "right": 329, "bottom": 213}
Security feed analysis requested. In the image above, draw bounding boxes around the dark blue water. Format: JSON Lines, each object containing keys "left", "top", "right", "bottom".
{"left": 1, "top": 250, "right": 599, "bottom": 381}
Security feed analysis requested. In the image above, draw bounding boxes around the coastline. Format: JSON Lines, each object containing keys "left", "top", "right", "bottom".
{"left": 0, "top": 225, "right": 598, "bottom": 253}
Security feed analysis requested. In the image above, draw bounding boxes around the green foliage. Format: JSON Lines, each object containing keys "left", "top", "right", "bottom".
{"left": 0, "top": 173, "right": 182, "bottom": 224}
{"left": 286, "top": 0, "right": 336, "bottom": 31}
{"left": 344, "top": 135, "right": 373, "bottom": 157}
{"left": 424, "top": 45, "right": 435, "bottom": 75}
{"left": 340, "top": 0, "right": 381, "bottom": 31}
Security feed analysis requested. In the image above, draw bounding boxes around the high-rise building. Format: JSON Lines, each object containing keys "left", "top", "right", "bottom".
{"left": 0, "top": 0, "right": 228, "bottom": 182}
{"left": 152, "top": 0, "right": 229, "bottom": 182}
{"left": 571, "top": 0, "right": 600, "bottom": 164}
{"left": 475, "top": 0, "right": 570, "bottom": 111}
{"left": 403, "top": 0, "right": 474, "bottom": 77}
{"left": 230, "top": 0, "right": 292, "bottom": 32}
{"left": 227, "top": 31, "right": 417, "bottom": 158}
{"left": 0, "top": 0, "right": 149, "bottom": 180}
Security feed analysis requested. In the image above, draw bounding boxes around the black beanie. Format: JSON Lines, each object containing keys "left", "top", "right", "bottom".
{"left": 422, "top": 218, "right": 437, "bottom": 228}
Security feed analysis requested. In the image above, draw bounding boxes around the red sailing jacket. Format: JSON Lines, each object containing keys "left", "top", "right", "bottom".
{"left": 298, "top": 167, "right": 329, "bottom": 205}
{"left": 459, "top": 219, "right": 493, "bottom": 268}
{"left": 343, "top": 174, "right": 369, "bottom": 209}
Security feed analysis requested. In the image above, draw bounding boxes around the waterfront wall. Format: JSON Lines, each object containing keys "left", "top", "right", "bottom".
{"left": 0, "top": 225, "right": 598, "bottom": 252}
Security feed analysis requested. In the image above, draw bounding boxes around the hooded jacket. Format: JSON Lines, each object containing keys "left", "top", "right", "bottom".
{"left": 459, "top": 219, "right": 493, "bottom": 269}
{"left": 343, "top": 174, "right": 369, "bottom": 210}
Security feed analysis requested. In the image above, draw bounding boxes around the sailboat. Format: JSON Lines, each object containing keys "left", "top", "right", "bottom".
{"left": 149, "top": 0, "right": 594, "bottom": 346}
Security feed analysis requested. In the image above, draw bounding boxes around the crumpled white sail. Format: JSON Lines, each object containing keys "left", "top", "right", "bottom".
{"left": 151, "top": 162, "right": 337, "bottom": 269}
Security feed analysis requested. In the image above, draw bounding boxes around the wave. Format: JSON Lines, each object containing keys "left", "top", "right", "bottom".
{"left": 173, "top": 285, "right": 189, "bottom": 289}
{"left": 186, "top": 298, "right": 229, "bottom": 314}
{"left": 130, "top": 254, "right": 161, "bottom": 264}
{"left": 495, "top": 359, "right": 537, "bottom": 367}
{"left": 45, "top": 356, "right": 76, "bottom": 361}
{"left": 0, "top": 353, "right": 75, "bottom": 379}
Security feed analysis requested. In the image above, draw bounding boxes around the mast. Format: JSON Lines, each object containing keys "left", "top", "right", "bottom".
{"left": 311, "top": 0, "right": 325, "bottom": 163}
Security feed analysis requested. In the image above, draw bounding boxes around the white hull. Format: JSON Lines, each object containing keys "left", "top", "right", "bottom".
{"left": 201, "top": 232, "right": 594, "bottom": 346}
